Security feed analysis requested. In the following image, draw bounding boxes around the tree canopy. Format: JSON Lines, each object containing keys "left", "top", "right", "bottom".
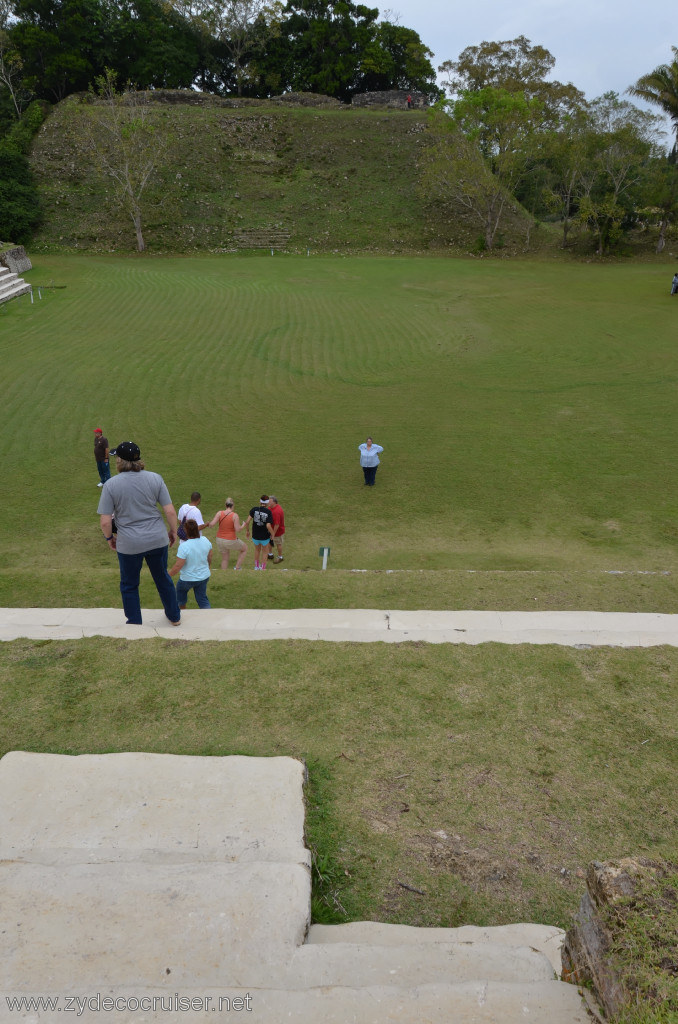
{"left": 628, "top": 45, "right": 678, "bottom": 145}
{"left": 2, "top": 0, "right": 436, "bottom": 103}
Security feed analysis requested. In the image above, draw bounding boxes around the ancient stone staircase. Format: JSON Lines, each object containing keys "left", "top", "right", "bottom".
{"left": 0, "top": 265, "right": 31, "bottom": 304}
{"left": 232, "top": 227, "right": 291, "bottom": 250}
{"left": 0, "top": 752, "right": 590, "bottom": 1023}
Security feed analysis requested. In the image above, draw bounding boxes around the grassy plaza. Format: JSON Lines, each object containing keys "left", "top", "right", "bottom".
{"left": 0, "top": 253, "right": 676, "bottom": 939}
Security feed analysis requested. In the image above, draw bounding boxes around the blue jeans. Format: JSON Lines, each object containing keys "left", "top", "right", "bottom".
{"left": 97, "top": 460, "right": 111, "bottom": 484}
{"left": 176, "top": 577, "right": 211, "bottom": 609}
{"left": 117, "top": 545, "right": 181, "bottom": 625}
{"left": 362, "top": 465, "right": 378, "bottom": 485}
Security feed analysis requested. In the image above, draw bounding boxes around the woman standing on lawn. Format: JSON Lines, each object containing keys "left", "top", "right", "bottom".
{"left": 168, "top": 519, "right": 212, "bottom": 608}
{"left": 207, "top": 498, "right": 248, "bottom": 570}
{"left": 358, "top": 436, "right": 384, "bottom": 486}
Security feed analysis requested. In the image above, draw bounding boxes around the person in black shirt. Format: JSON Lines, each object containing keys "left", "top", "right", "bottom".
{"left": 242, "top": 495, "right": 275, "bottom": 571}
{"left": 94, "top": 428, "right": 110, "bottom": 487}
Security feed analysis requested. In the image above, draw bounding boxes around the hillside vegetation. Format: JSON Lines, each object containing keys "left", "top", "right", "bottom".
{"left": 29, "top": 94, "right": 535, "bottom": 254}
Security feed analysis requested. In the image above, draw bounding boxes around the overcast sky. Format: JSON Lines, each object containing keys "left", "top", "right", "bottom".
{"left": 387, "top": 0, "right": 674, "bottom": 109}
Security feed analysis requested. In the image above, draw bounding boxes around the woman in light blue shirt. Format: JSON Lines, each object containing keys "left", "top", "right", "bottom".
{"left": 358, "top": 437, "right": 384, "bottom": 486}
{"left": 168, "top": 519, "right": 212, "bottom": 608}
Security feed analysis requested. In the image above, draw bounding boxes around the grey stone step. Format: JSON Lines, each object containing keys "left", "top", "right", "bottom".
{"left": 309, "top": 920, "right": 565, "bottom": 975}
{"left": 0, "top": 274, "right": 30, "bottom": 302}
{"left": 0, "top": 751, "right": 309, "bottom": 866}
{"left": 0, "top": 752, "right": 590, "bottom": 1024}
{"left": 283, "top": 939, "right": 556, "bottom": 986}
{"left": 0, "top": 982, "right": 590, "bottom": 1023}
{"left": 0, "top": 861, "right": 310, "bottom": 990}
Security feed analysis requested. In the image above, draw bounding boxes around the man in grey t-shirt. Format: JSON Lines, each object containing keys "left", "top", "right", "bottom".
{"left": 97, "top": 440, "right": 181, "bottom": 626}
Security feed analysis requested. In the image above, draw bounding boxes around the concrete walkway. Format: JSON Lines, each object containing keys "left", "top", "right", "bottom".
{"left": 2, "top": 607, "right": 678, "bottom": 646}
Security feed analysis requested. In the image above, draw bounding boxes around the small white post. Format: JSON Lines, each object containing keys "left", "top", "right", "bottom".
{"left": 319, "top": 546, "right": 330, "bottom": 570}
{"left": 29, "top": 289, "right": 34, "bottom": 304}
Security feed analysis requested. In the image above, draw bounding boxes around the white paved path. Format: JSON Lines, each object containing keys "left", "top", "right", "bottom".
{"left": 2, "top": 607, "right": 678, "bottom": 646}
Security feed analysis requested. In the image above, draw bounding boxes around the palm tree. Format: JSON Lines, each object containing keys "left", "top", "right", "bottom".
{"left": 628, "top": 46, "right": 678, "bottom": 144}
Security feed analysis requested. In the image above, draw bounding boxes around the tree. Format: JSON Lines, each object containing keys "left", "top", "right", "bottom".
{"left": 207, "top": 0, "right": 283, "bottom": 96}
{"left": 276, "top": 0, "right": 380, "bottom": 101}
{"left": 538, "top": 104, "right": 593, "bottom": 247}
{"left": 0, "top": 28, "right": 29, "bottom": 119}
{"left": 628, "top": 46, "right": 678, "bottom": 145}
{"left": 112, "top": 0, "right": 207, "bottom": 89}
{"left": 575, "top": 93, "right": 660, "bottom": 254}
{"left": 439, "top": 36, "right": 583, "bottom": 128}
{"left": 421, "top": 101, "right": 532, "bottom": 251}
{"left": 0, "top": 143, "right": 41, "bottom": 240}
{"left": 639, "top": 147, "right": 678, "bottom": 253}
{"left": 9, "top": 0, "right": 115, "bottom": 101}
{"left": 9, "top": 0, "right": 208, "bottom": 101}
{"left": 355, "top": 20, "right": 436, "bottom": 95}
{"left": 78, "top": 71, "right": 168, "bottom": 251}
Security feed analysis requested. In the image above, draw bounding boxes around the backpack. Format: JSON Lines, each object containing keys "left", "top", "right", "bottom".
{"left": 177, "top": 514, "right": 188, "bottom": 541}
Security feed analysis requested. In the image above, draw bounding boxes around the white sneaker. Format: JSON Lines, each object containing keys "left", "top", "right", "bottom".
{"left": 97, "top": 482, "right": 103, "bottom": 487}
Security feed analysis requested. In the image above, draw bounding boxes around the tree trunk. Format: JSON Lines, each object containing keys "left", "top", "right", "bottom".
{"left": 561, "top": 218, "right": 570, "bottom": 247}
{"left": 133, "top": 213, "right": 145, "bottom": 252}
{"left": 656, "top": 217, "right": 668, "bottom": 254}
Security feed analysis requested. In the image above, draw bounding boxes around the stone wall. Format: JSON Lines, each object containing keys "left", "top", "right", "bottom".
{"left": 0, "top": 245, "right": 32, "bottom": 274}
{"left": 351, "top": 90, "right": 428, "bottom": 110}
{"left": 562, "top": 857, "right": 677, "bottom": 1019}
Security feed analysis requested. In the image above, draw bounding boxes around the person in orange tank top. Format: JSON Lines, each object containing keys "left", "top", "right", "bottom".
{"left": 207, "top": 498, "right": 248, "bottom": 570}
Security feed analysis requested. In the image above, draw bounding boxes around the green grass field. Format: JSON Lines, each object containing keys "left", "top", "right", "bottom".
{"left": 0, "top": 637, "right": 676, "bottom": 934}
{"left": 2, "top": 254, "right": 678, "bottom": 1012}
{"left": 1, "top": 253, "right": 677, "bottom": 609}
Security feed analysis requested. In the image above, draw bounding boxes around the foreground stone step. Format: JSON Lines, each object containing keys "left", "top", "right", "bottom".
{"left": 0, "top": 753, "right": 590, "bottom": 1024}
{"left": 1, "top": 861, "right": 310, "bottom": 991}
{"left": 0, "top": 981, "right": 590, "bottom": 1024}
{"left": 309, "top": 920, "right": 565, "bottom": 974}
{"left": 283, "top": 939, "right": 556, "bottom": 986}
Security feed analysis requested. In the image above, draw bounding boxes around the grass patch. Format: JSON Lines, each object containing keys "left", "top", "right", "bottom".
{"left": 1, "top": 638, "right": 676, "bottom": 929}
{"left": 2, "top": 254, "right": 678, "bottom": 609}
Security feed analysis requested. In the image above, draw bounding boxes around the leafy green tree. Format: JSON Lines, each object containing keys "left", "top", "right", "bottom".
{"left": 0, "top": 27, "right": 30, "bottom": 120}
{"left": 575, "top": 93, "right": 660, "bottom": 254}
{"left": 439, "top": 36, "right": 583, "bottom": 128}
{"left": 9, "top": 0, "right": 207, "bottom": 100}
{"left": 186, "top": 0, "right": 283, "bottom": 96}
{"left": 0, "top": 143, "right": 41, "bottom": 240}
{"left": 355, "top": 20, "right": 436, "bottom": 95}
{"left": 276, "top": 0, "right": 380, "bottom": 100}
{"left": 628, "top": 46, "right": 678, "bottom": 145}
{"left": 421, "top": 97, "right": 538, "bottom": 251}
{"left": 639, "top": 147, "right": 678, "bottom": 253}
{"left": 9, "top": 0, "right": 114, "bottom": 100}
{"left": 2, "top": 95, "right": 43, "bottom": 151}
{"left": 538, "top": 105, "right": 593, "bottom": 247}
{"left": 113, "top": 0, "right": 209, "bottom": 89}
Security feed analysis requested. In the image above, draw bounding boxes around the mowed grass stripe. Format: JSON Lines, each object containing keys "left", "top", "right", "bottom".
{"left": 2, "top": 255, "right": 678, "bottom": 595}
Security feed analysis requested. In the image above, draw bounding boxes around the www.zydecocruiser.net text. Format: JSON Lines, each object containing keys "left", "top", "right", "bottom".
{"left": 5, "top": 994, "right": 253, "bottom": 1014}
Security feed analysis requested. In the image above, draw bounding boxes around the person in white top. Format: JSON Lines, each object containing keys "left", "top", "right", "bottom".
{"left": 358, "top": 437, "right": 384, "bottom": 486}
{"left": 177, "top": 492, "right": 207, "bottom": 539}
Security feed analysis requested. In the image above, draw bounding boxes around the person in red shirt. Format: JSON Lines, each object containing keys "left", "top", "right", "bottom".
{"left": 267, "top": 495, "right": 285, "bottom": 563}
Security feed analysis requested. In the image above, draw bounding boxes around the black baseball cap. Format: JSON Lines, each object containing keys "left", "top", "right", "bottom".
{"left": 110, "top": 441, "right": 141, "bottom": 461}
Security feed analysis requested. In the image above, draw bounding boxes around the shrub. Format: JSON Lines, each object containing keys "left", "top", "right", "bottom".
{"left": 0, "top": 145, "right": 42, "bottom": 241}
